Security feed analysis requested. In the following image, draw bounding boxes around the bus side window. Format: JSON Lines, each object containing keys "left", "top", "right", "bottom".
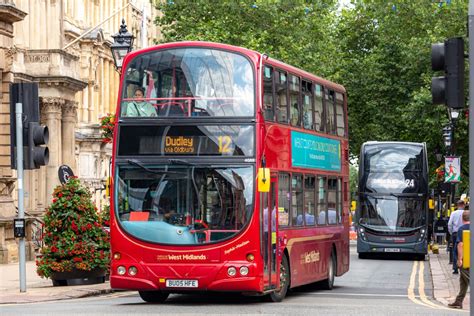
{"left": 278, "top": 173, "right": 290, "bottom": 226}
{"left": 292, "top": 174, "right": 303, "bottom": 226}
{"left": 327, "top": 178, "right": 337, "bottom": 225}
{"left": 263, "top": 66, "right": 274, "bottom": 121}
{"left": 314, "top": 84, "right": 324, "bottom": 132}
{"left": 302, "top": 80, "right": 313, "bottom": 130}
{"left": 304, "top": 175, "right": 316, "bottom": 225}
{"left": 317, "top": 175, "right": 327, "bottom": 225}
{"left": 337, "top": 178, "right": 343, "bottom": 224}
{"left": 325, "top": 90, "right": 336, "bottom": 135}
{"left": 336, "top": 92, "right": 345, "bottom": 137}
{"left": 289, "top": 74, "right": 300, "bottom": 127}
{"left": 276, "top": 71, "right": 288, "bottom": 124}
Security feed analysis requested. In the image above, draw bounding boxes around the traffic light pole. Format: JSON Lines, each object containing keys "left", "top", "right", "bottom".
{"left": 469, "top": 0, "right": 474, "bottom": 310}
{"left": 15, "top": 103, "right": 26, "bottom": 292}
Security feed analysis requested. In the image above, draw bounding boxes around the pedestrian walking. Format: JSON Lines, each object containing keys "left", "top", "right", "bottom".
{"left": 448, "top": 209, "right": 470, "bottom": 309}
{"left": 447, "top": 200, "right": 465, "bottom": 274}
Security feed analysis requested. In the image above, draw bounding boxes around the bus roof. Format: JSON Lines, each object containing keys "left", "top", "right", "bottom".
{"left": 124, "top": 41, "right": 346, "bottom": 93}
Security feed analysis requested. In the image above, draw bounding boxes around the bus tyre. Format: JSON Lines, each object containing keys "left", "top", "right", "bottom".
{"left": 358, "top": 253, "right": 368, "bottom": 259}
{"left": 138, "top": 291, "right": 169, "bottom": 303}
{"left": 322, "top": 252, "right": 336, "bottom": 290}
{"left": 268, "top": 255, "right": 290, "bottom": 302}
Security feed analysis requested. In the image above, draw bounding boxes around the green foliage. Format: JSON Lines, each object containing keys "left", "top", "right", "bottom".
{"left": 154, "top": 0, "right": 469, "bottom": 191}
{"left": 36, "top": 178, "right": 110, "bottom": 278}
{"left": 155, "top": 0, "right": 339, "bottom": 75}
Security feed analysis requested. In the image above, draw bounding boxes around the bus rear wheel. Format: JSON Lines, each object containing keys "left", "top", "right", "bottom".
{"left": 138, "top": 290, "right": 169, "bottom": 303}
{"left": 322, "top": 251, "right": 336, "bottom": 290}
{"left": 267, "top": 255, "right": 290, "bottom": 302}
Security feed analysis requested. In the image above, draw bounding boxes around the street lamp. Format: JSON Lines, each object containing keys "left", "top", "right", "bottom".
{"left": 449, "top": 109, "right": 460, "bottom": 121}
{"left": 111, "top": 19, "right": 134, "bottom": 71}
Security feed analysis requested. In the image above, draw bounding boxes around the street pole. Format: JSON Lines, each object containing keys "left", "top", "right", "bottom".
{"left": 469, "top": 0, "right": 474, "bottom": 310}
{"left": 16, "top": 103, "right": 26, "bottom": 292}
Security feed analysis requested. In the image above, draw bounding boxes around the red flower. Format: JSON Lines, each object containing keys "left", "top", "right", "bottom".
{"left": 50, "top": 246, "right": 58, "bottom": 253}
{"left": 58, "top": 192, "right": 63, "bottom": 197}
{"left": 52, "top": 198, "right": 57, "bottom": 203}
{"left": 73, "top": 257, "right": 83, "bottom": 262}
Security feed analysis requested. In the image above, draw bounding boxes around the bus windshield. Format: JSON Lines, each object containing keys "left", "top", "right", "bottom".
{"left": 362, "top": 143, "right": 426, "bottom": 194}
{"left": 358, "top": 195, "right": 425, "bottom": 232}
{"left": 115, "top": 165, "right": 253, "bottom": 245}
{"left": 120, "top": 48, "right": 255, "bottom": 118}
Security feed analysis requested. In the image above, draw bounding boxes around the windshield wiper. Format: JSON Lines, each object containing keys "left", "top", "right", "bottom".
{"left": 168, "top": 158, "right": 195, "bottom": 166}
{"left": 127, "top": 159, "right": 174, "bottom": 174}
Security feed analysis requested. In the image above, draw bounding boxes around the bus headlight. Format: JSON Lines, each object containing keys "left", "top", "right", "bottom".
{"left": 117, "top": 266, "right": 126, "bottom": 275}
{"left": 128, "top": 266, "right": 138, "bottom": 276}
{"left": 239, "top": 266, "right": 249, "bottom": 276}
{"left": 227, "top": 267, "right": 237, "bottom": 277}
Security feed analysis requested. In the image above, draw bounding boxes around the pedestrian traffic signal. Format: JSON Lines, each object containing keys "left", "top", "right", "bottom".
{"left": 26, "top": 122, "right": 49, "bottom": 169}
{"left": 431, "top": 37, "right": 465, "bottom": 109}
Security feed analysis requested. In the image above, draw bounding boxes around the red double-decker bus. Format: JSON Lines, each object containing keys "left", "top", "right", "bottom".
{"left": 110, "top": 41, "right": 350, "bottom": 303}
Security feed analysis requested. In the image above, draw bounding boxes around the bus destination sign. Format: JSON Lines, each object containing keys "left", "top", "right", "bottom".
{"left": 165, "top": 136, "right": 195, "bottom": 154}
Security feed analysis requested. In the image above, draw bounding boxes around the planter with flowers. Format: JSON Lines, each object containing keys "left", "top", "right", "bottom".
{"left": 100, "top": 113, "right": 115, "bottom": 144}
{"left": 36, "top": 177, "right": 110, "bottom": 286}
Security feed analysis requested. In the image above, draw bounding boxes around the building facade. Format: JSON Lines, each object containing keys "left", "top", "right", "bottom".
{"left": 0, "top": 0, "right": 160, "bottom": 263}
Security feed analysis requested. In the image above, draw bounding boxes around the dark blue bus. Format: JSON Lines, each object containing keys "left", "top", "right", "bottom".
{"left": 355, "top": 142, "right": 428, "bottom": 259}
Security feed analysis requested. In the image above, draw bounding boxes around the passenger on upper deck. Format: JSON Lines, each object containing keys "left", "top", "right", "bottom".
{"left": 123, "top": 87, "right": 157, "bottom": 117}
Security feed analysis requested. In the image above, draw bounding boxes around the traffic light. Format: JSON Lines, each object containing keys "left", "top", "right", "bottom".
{"left": 442, "top": 124, "right": 452, "bottom": 149}
{"left": 431, "top": 37, "right": 465, "bottom": 109}
{"left": 26, "top": 122, "right": 49, "bottom": 169}
{"left": 10, "top": 83, "right": 50, "bottom": 170}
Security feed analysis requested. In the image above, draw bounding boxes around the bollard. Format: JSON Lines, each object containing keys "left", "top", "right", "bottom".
{"left": 463, "top": 230, "right": 470, "bottom": 269}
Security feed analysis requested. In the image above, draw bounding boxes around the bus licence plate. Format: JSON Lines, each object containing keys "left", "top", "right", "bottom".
{"left": 384, "top": 248, "right": 401, "bottom": 252}
{"left": 165, "top": 279, "right": 198, "bottom": 288}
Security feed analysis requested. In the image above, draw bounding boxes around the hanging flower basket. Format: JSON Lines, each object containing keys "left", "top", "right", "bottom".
{"left": 100, "top": 113, "right": 115, "bottom": 143}
{"left": 36, "top": 177, "right": 110, "bottom": 286}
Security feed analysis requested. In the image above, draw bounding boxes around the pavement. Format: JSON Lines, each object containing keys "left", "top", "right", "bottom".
{"left": 0, "top": 261, "right": 113, "bottom": 304}
{"left": 0, "top": 245, "right": 470, "bottom": 311}
{"left": 429, "top": 244, "right": 470, "bottom": 311}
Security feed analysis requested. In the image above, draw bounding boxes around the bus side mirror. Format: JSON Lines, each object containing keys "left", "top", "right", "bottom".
{"left": 257, "top": 168, "right": 270, "bottom": 192}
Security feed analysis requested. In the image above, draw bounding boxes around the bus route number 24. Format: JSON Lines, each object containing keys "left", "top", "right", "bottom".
{"left": 218, "top": 136, "right": 233, "bottom": 154}
{"left": 405, "top": 179, "right": 415, "bottom": 188}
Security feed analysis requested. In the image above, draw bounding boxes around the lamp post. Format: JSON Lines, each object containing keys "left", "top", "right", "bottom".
{"left": 111, "top": 19, "right": 134, "bottom": 71}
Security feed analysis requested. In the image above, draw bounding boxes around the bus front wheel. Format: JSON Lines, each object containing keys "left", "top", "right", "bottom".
{"left": 138, "top": 290, "right": 169, "bottom": 303}
{"left": 267, "top": 255, "right": 290, "bottom": 302}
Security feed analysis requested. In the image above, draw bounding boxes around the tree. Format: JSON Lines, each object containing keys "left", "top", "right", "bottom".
{"left": 153, "top": 0, "right": 469, "bottom": 191}
{"left": 155, "top": 0, "right": 339, "bottom": 75}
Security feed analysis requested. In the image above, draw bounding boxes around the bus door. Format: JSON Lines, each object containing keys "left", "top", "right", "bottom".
{"left": 262, "top": 174, "right": 280, "bottom": 291}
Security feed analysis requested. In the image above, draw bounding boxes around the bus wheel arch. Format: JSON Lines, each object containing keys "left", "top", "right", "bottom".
{"left": 138, "top": 290, "right": 170, "bottom": 303}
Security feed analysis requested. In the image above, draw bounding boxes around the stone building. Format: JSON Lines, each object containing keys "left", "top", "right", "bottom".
{"left": 0, "top": 0, "right": 160, "bottom": 263}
